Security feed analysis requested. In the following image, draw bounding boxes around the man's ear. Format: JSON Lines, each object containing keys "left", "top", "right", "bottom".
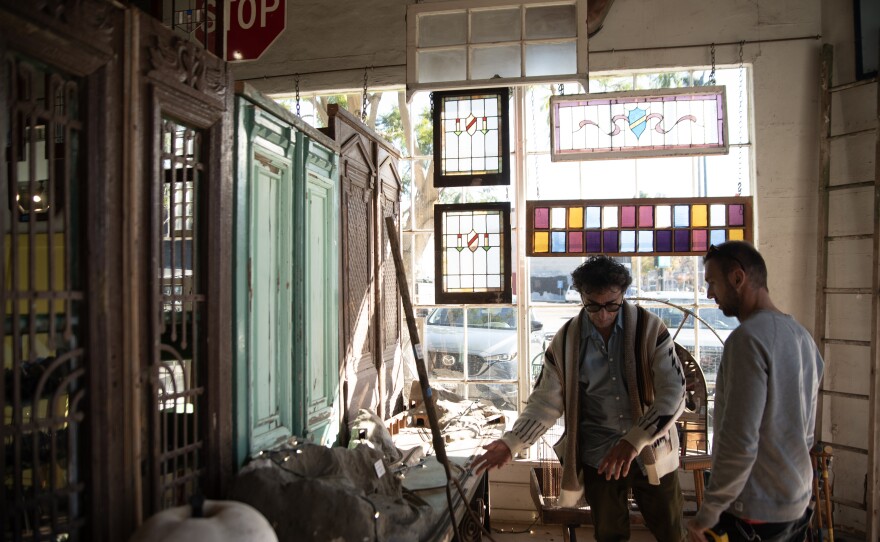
{"left": 731, "top": 268, "right": 747, "bottom": 290}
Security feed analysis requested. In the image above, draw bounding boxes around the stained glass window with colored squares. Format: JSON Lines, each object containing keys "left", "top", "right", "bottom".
{"left": 432, "top": 88, "right": 511, "bottom": 187}
{"left": 550, "top": 86, "right": 729, "bottom": 161}
{"left": 527, "top": 197, "right": 751, "bottom": 257}
{"left": 434, "top": 203, "right": 512, "bottom": 303}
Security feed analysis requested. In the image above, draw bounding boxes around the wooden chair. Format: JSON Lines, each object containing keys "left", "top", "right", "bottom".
{"left": 675, "top": 343, "right": 712, "bottom": 507}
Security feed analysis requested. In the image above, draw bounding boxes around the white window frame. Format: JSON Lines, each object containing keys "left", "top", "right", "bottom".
{"left": 406, "top": 0, "right": 589, "bottom": 99}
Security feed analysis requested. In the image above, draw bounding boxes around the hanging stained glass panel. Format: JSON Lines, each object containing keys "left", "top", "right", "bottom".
{"left": 527, "top": 196, "right": 753, "bottom": 257}
{"left": 550, "top": 86, "right": 729, "bottom": 161}
{"left": 433, "top": 87, "right": 511, "bottom": 187}
{"left": 435, "top": 203, "right": 512, "bottom": 303}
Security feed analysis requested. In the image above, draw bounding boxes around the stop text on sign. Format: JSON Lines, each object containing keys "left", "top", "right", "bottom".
{"left": 226, "top": 0, "right": 286, "bottom": 61}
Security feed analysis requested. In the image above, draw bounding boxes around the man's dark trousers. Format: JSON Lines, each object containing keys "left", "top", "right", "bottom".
{"left": 583, "top": 464, "right": 683, "bottom": 542}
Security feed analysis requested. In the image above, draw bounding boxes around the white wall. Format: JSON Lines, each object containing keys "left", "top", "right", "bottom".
{"left": 817, "top": 0, "right": 876, "bottom": 534}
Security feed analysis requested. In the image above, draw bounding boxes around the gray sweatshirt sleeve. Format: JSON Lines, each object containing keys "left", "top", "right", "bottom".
{"left": 694, "top": 330, "right": 768, "bottom": 528}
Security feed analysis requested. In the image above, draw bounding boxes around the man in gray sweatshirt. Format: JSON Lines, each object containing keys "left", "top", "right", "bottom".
{"left": 686, "top": 241, "right": 823, "bottom": 542}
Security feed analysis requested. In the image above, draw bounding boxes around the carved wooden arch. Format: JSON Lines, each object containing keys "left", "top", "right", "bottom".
{"left": 339, "top": 134, "right": 377, "bottom": 187}
{"left": 378, "top": 154, "right": 403, "bottom": 192}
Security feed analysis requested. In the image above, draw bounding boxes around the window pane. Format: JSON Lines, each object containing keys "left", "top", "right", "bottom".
{"left": 471, "top": 8, "right": 521, "bottom": 43}
{"left": 635, "top": 71, "right": 693, "bottom": 90}
{"left": 471, "top": 45, "right": 521, "bottom": 80}
{"left": 525, "top": 41, "right": 577, "bottom": 76}
{"left": 634, "top": 157, "right": 697, "bottom": 198}
{"left": 704, "top": 146, "right": 751, "bottom": 196}
{"left": 404, "top": 231, "right": 436, "bottom": 305}
{"left": 524, "top": 4, "right": 576, "bottom": 39}
{"left": 418, "top": 49, "right": 467, "bottom": 83}
{"left": 580, "top": 160, "right": 637, "bottom": 198}
{"left": 525, "top": 86, "right": 554, "bottom": 153}
{"left": 715, "top": 67, "right": 750, "bottom": 145}
{"left": 424, "top": 307, "right": 521, "bottom": 383}
{"left": 411, "top": 158, "right": 438, "bottom": 229}
{"left": 589, "top": 75, "right": 635, "bottom": 93}
{"left": 419, "top": 12, "right": 467, "bottom": 47}
{"left": 527, "top": 154, "right": 580, "bottom": 199}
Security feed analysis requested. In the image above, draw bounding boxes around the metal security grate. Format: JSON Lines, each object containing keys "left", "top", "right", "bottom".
{"left": 2, "top": 53, "right": 87, "bottom": 541}
{"left": 152, "top": 119, "right": 205, "bottom": 510}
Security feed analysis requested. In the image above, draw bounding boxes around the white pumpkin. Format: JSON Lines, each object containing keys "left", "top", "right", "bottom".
{"left": 130, "top": 499, "right": 278, "bottom": 542}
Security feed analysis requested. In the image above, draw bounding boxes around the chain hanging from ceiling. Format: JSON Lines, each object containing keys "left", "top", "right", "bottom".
{"left": 708, "top": 43, "right": 716, "bottom": 85}
{"left": 294, "top": 73, "right": 301, "bottom": 116}
{"left": 737, "top": 41, "right": 745, "bottom": 196}
{"left": 362, "top": 66, "right": 369, "bottom": 123}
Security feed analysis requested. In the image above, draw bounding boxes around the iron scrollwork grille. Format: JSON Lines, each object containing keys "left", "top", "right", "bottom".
{"left": 153, "top": 119, "right": 206, "bottom": 509}
{"left": 2, "top": 53, "right": 87, "bottom": 541}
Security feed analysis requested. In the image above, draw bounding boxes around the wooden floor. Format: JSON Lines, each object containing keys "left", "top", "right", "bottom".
{"left": 486, "top": 522, "right": 657, "bottom": 541}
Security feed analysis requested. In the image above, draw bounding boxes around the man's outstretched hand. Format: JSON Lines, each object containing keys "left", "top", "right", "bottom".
{"left": 470, "top": 440, "right": 512, "bottom": 475}
{"left": 597, "top": 440, "right": 638, "bottom": 480}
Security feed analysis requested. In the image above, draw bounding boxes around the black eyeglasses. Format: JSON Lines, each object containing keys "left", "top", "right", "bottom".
{"left": 707, "top": 244, "right": 745, "bottom": 271}
{"left": 582, "top": 299, "right": 625, "bottom": 313}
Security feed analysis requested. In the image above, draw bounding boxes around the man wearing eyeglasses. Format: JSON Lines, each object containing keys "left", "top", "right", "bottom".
{"left": 473, "top": 256, "right": 687, "bottom": 541}
{"left": 686, "top": 241, "right": 823, "bottom": 542}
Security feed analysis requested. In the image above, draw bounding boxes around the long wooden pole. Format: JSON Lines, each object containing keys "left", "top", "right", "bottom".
{"left": 822, "top": 446, "right": 834, "bottom": 542}
{"left": 384, "top": 216, "right": 461, "bottom": 541}
{"left": 811, "top": 451, "right": 823, "bottom": 533}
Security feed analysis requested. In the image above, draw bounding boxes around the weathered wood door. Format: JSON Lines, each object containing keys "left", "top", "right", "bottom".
{"left": 377, "top": 145, "right": 403, "bottom": 416}
{"left": 0, "top": 1, "right": 127, "bottom": 539}
{"left": 233, "top": 99, "right": 295, "bottom": 461}
{"left": 233, "top": 85, "right": 340, "bottom": 456}
{"left": 131, "top": 11, "right": 234, "bottom": 513}
{"left": 324, "top": 107, "right": 377, "bottom": 426}
{"left": 321, "top": 106, "right": 402, "bottom": 427}
{"left": 300, "top": 135, "right": 339, "bottom": 444}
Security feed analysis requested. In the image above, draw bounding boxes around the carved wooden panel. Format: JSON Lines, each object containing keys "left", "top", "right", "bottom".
{"left": 378, "top": 148, "right": 403, "bottom": 415}
{"left": 0, "top": 1, "right": 126, "bottom": 540}
{"left": 1, "top": 3, "right": 234, "bottom": 539}
{"left": 321, "top": 105, "right": 401, "bottom": 423}
{"left": 132, "top": 11, "right": 233, "bottom": 515}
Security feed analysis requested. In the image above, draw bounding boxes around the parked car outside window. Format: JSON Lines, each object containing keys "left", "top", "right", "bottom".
{"left": 424, "top": 307, "right": 542, "bottom": 382}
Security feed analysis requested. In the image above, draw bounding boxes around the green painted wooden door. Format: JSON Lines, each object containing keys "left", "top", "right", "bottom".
{"left": 249, "top": 147, "right": 293, "bottom": 446}
{"left": 298, "top": 136, "right": 339, "bottom": 445}
{"left": 234, "top": 102, "right": 295, "bottom": 462}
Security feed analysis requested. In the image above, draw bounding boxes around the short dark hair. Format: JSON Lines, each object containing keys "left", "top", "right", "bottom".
{"left": 571, "top": 256, "right": 632, "bottom": 295}
{"left": 703, "top": 241, "right": 768, "bottom": 289}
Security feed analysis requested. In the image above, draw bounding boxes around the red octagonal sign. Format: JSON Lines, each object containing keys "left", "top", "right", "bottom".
{"left": 226, "top": 0, "right": 286, "bottom": 61}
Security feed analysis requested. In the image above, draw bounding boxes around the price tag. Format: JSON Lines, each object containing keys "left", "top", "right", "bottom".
{"left": 374, "top": 459, "right": 386, "bottom": 478}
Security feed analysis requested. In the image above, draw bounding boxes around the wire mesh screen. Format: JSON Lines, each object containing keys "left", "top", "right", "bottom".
{"left": 2, "top": 53, "right": 87, "bottom": 541}
{"left": 152, "top": 119, "right": 205, "bottom": 510}
{"left": 536, "top": 416, "right": 565, "bottom": 504}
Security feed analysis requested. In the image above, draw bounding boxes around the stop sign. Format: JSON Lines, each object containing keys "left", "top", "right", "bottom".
{"left": 226, "top": 0, "right": 286, "bottom": 61}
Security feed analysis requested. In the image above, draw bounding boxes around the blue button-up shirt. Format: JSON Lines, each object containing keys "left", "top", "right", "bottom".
{"left": 577, "top": 311, "right": 633, "bottom": 469}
